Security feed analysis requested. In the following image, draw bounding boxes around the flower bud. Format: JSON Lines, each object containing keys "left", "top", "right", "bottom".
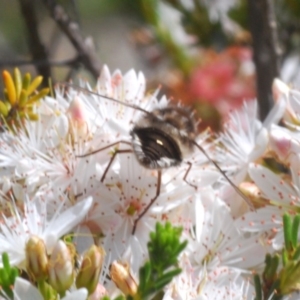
{"left": 272, "top": 78, "right": 300, "bottom": 126}
{"left": 88, "top": 283, "right": 108, "bottom": 300}
{"left": 76, "top": 245, "right": 105, "bottom": 295}
{"left": 272, "top": 78, "right": 289, "bottom": 102}
{"left": 68, "top": 96, "right": 89, "bottom": 139}
{"left": 2, "top": 70, "right": 16, "bottom": 105}
{"left": 269, "top": 128, "right": 292, "bottom": 164}
{"left": 0, "top": 100, "right": 9, "bottom": 117}
{"left": 48, "top": 240, "right": 74, "bottom": 294}
{"left": 110, "top": 261, "right": 137, "bottom": 297}
{"left": 25, "top": 235, "right": 48, "bottom": 280}
{"left": 239, "top": 182, "right": 267, "bottom": 207}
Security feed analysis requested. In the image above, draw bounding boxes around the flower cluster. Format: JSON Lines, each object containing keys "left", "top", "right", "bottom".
{"left": 0, "top": 66, "right": 299, "bottom": 299}
{"left": 189, "top": 47, "right": 255, "bottom": 117}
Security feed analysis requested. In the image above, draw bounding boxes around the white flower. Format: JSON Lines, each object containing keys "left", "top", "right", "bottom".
{"left": 3, "top": 67, "right": 298, "bottom": 299}
{"left": 188, "top": 190, "right": 266, "bottom": 271}
{"left": 268, "top": 125, "right": 300, "bottom": 164}
{"left": 0, "top": 193, "right": 93, "bottom": 267}
{"left": 216, "top": 100, "right": 273, "bottom": 211}
{"left": 218, "top": 101, "right": 267, "bottom": 179}
{"left": 13, "top": 277, "right": 88, "bottom": 300}
{"left": 236, "top": 160, "right": 300, "bottom": 249}
{"left": 163, "top": 255, "right": 254, "bottom": 300}
{"left": 80, "top": 153, "right": 195, "bottom": 271}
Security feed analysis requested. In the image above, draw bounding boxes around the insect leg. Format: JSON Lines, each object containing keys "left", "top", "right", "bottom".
{"left": 183, "top": 161, "right": 197, "bottom": 189}
{"left": 192, "top": 140, "right": 255, "bottom": 210}
{"left": 77, "top": 141, "right": 132, "bottom": 158}
{"left": 100, "top": 148, "right": 132, "bottom": 183}
{"left": 132, "top": 170, "right": 162, "bottom": 235}
{"left": 76, "top": 140, "right": 132, "bottom": 192}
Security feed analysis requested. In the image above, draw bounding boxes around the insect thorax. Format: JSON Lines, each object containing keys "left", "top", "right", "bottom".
{"left": 130, "top": 105, "right": 197, "bottom": 169}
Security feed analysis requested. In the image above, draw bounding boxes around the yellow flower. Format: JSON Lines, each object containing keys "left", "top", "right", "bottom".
{"left": 0, "top": 68, "right": 49, "bottom": 130}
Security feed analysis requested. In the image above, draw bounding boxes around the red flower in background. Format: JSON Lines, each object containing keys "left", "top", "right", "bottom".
{"left": 188, "top": 47, "right": 256, "bottom": 121}
{"left": 190, "top": 61, "right": 235, "bottom": 103}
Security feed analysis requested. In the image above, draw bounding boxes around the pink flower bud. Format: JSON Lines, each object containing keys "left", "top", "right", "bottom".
{"left": 269, "top": 128, "right": 292, "bottom": 163}
{"left": 68, "top": 96, "right": 89, "bottom": 138}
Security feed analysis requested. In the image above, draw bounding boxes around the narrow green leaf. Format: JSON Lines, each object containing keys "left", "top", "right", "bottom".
{"left": 282, "top": 249, "right": 288, "bottom": 266}
{"left": 8, "top": 266, "right": 18, "bottom": 284}
{"left": 265, "top": 278, "right": 281, "bottom": 300}
{"left": 153, "top": 268, "right": 182, "bottom": 290}
{"left": 283, "top": 213, "right": 292, "bottom": 251}
{"left": 0, "top": 268, "right": 5, "bottom": 284}
{"left": 292, "top": 246, "right": 300, "bottom": 260}
{"left": 291, "top": 215, "right": 300, "bottom": 248}
{"left": 263, "top": 253, "right": 272, "bottom": 281}
{"left": 268, "top": 255, "right": 279, "bottom": 280}
{"left": 2, "top": 253, "right": 10, "bottom": 271}
{"left": 253, "top": 274, "right": 262, "bottom": 300}
{"left": 138, "top": 262, "right": 151, "bottom": 292}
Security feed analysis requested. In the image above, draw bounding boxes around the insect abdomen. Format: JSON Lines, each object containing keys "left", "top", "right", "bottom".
{"left": 131, "top": 127, "right": 182, "bottom": 169}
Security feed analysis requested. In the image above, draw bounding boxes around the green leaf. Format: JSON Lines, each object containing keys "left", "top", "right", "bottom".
{"left": 0, "top": 253, "right": 19, "bottom": 299}
{"left": 291, "top": 214, "right": 300, "bottom": 248}
{"left": 136, "top": 222, "right": 187, "bottom": 299}
{"left": 263, "top": 254, "right": 279, "bottom": 282}
{"left": 153, "top": 268, "right": 182, "bottom": 290}
{"left": 283, "top": 213, "right": 292, "bottom": 251}
{"left": 253, "top": 274, "right": 262, "bottom": 300}
{"left": 282, "top": 249, "right": 288, "bottom": 266}
{"left": 292, "top": 246, "right": 300, "bottom": 260}
{"left": 139, "top": 262, "right": 151, "bottom": 292}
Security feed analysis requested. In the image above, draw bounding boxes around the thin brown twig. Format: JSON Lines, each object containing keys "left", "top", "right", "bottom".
{"left": 43, "top": 0, "right": 101, "bottom": 79}
{"left": 0, "top": 57, "right": 81, "bottom": 68}
{"left": 247, "top": 0, "right": 282, "bottom": 121}
{"left": 18, "top": 0, "right": 51, "bottom": 84}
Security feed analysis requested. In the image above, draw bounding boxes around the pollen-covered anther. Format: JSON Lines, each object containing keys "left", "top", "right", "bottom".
{"left": 126, "top": 199, "right": 142, "bottom": 216}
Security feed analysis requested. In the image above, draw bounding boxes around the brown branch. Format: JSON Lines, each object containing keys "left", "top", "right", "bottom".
{"left": 0, "top": 57, "right": 81, "bottom": 68}
{"left": 43, "top": 0, "right": 101, "bottom": 79}
{"left": 247, "top": 0, "right": 282, "bottom": 121}
{"left": 18, "top": 0, "right": 51, "bottom": 84}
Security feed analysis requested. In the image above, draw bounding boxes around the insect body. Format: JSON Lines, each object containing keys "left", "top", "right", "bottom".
{"left": 131, "top": 105, "right": 196, "bottom": 169}
{"left": 68, "top": 84, "right": 254, "bottom": 234}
